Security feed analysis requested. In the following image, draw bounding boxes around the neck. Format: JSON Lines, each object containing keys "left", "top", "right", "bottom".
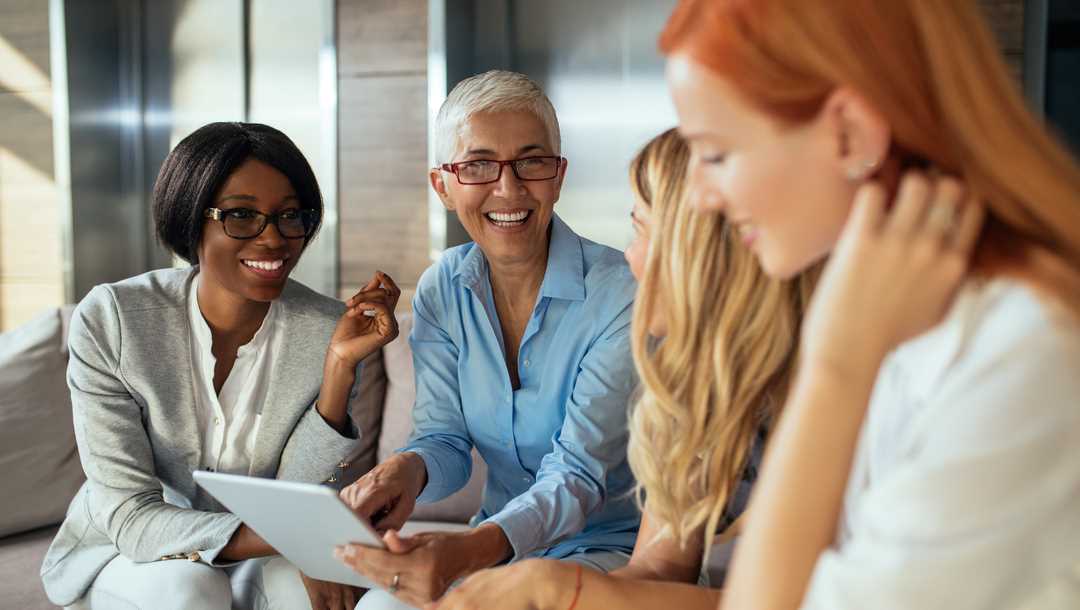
{"left": 197, "top": 275, "right": 270, "bottom": 346}
{"left": 487, "top": 242, "right": 549, "bottom": 315}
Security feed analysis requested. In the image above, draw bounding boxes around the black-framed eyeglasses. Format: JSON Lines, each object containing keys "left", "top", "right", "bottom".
{"left": 204, "top": 207, "right": 319, "bottom": 240}
{"left": 438, "top": 155, "right": 564, "bottom": 185}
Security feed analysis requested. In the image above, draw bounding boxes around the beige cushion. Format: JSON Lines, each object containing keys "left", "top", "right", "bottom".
{"left": 378, "top": 314, "right": 486, "bottom": 524}
{"left": 342, "top": 346, "right": 387, "bottom": 483}
{"left": 0, "top": 307, "right": 85, "bottom": 538}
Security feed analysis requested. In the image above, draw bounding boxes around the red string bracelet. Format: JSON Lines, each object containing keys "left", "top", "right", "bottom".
{"left": 566, "top": 563, "right": 583, "bottom": 610}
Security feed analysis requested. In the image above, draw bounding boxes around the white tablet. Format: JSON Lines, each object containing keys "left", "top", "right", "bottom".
{"left": 194, "top": 471, "right": 384, "bottom": 587}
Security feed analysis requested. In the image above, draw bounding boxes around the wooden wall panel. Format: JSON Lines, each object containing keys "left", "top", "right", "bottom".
{"left": 338, "top": 0, "right": 427, "bottom": 77}
{"left": 337, "top": 0, "right": 430, "bottom": 309}
{"left": 0, "top": 2, "right": 63, "bottom": 332}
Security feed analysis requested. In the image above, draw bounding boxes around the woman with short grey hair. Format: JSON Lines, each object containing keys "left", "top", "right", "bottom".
{"left": 336, "top": 70, "right": 641, "bottom": 610}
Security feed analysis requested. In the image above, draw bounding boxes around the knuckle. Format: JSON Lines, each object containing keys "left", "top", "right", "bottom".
{"left": 901, "top": 170, "right": 930, "bottom": 193}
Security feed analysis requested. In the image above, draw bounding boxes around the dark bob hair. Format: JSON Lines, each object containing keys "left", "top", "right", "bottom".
{"left": 153, "top": 122, "right": 323, "bottom": 263}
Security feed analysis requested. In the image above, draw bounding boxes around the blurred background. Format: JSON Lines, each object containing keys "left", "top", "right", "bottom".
{"left": 0, "top": 0, "right": 1076, "bottom": 332}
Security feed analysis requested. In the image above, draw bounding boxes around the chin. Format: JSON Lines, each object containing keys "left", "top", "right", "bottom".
{"left": 240, "top": 282, "right": 287, "bottom": 303}
{"left": 758, "top": 248, "right": 804, "bottom": 280}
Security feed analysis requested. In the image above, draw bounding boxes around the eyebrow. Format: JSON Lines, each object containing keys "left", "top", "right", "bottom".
{"left": 462, "top": 144, "right": 548, "bottom": 158}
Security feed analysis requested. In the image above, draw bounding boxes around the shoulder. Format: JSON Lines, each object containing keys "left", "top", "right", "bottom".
{"left": 74, "top": 267, "right": 194, "bottom": 324}
{"left": 415, "top": 242, "right": 477, "bottom": 304}
{"left": 891, "top": 279, "right": 1080, "bottom": 441}
{"left": 279, "top": 277, "right": 345, "bottom": 321}
{"left": 578, "top": 234, "right": 637, "bottom": 319}
{"left": 895, "top": 278, "right": 1080, "bottom": 383}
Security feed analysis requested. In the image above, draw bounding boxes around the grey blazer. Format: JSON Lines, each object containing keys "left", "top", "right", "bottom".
{"left": 41, "top": 267, "right": 367, "bottom": 606}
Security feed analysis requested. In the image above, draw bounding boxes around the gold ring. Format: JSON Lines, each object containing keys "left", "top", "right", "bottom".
{"left": 926, "top": 202, "right": 956, "bottom": 232}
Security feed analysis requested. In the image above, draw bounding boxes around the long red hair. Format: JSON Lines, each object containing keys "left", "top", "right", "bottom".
{"left": 661, "top": 0, "right": 1080, "bottom": 310}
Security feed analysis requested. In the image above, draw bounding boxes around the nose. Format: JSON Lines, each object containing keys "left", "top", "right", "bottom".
{"left": 491, "top": 163, "right": 526, "bottom": 197}
{"left": 255, "top": 218, "right": 287, "bottom": 248}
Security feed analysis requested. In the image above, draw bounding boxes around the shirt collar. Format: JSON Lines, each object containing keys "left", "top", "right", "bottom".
{"left": 455, "top": 214, "right": 586, "bottom": 302}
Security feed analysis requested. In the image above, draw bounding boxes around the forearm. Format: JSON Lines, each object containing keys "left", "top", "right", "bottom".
{"left": 219, "top": 524, "right": 276, "bottom": 561}
{"left": 317, "top": 356, "right": 357, "bottom": 434}
{"left": 458, "top": 523, "right": 513, "bottom": 573}
{"left": 91, "top": 484, "right": 242, "bottom": 563}
{"left": 613, "top": 513, "right": 704, "bottom": 584}
{"left": 544, "top": 561, "right": 720, "bottom": 610}
{"left": 723, "top": 362, "right": 879, "bottom": 610}
{"left": 612, "top": 561, "right": 699, "bottom": 584}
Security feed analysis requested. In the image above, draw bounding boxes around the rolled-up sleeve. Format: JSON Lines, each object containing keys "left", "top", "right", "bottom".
{"left": 399, "top": 275, "right": 475, "bottom": 503}
{"left": 484, "top": 304, "right": 636, "bottom": 559}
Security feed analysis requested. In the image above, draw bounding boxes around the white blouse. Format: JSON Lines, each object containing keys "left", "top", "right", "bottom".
{"left": 188, "top": 274, "right": 282, "bottom": 476}
{"left": 802, "top": 280, "right": 1080, "bottom": 610}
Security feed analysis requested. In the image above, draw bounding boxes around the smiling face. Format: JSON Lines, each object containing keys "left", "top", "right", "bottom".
{"left": 196, "top": 158, "right": 306, "bottom": 303}
{"left": 666, "top": 54, "right": 858, "bottom": 279}
{"left": 430, "top": 110, "right": 566, "bottom": 267}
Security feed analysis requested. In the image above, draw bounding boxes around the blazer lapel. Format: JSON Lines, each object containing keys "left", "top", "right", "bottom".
{"left": 124, "top": 268, "right": 203, "bottom": 495}
{"left": 249, "top": 298, "right": 333, "bottom": 477}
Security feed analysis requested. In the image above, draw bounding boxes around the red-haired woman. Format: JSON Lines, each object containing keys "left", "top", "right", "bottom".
{"left": 659, "top": 2, "right": 1080, "bottom": 610}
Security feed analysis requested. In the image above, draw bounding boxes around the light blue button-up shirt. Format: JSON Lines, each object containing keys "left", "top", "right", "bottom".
{"left": 401, "top": 215, "right": 641, "bottom": 560}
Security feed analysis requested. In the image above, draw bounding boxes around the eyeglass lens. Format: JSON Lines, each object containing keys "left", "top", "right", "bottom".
{"left": 456, "top": 157, "right": 559, "bottom": 184}
{"left": 223, "top": 209, "right": 316, "bottom": 239}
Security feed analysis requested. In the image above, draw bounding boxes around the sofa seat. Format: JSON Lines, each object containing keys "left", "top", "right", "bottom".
{"left": 0, "top": 525, "right": 61, "bottom": 609}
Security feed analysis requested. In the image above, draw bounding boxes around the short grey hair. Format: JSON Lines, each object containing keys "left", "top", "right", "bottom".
{"left": 434, "top": 70, "right": 561, "bottom": 164}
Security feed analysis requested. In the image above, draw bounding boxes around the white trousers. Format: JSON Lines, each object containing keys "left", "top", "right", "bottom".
{"left": 67, "top": 555, "right": 310, "bottom": 610}
{"left": 354, "top": 549, "right": 631, "bottom": 610}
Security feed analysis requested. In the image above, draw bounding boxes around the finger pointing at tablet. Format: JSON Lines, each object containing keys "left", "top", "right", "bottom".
{"left": 339, "top": 451, "right": 429, "bottom": 531}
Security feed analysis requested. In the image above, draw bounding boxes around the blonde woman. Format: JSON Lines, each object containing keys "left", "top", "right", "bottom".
{"left": 432, "top": 130, "right": 817, "bottom": 610}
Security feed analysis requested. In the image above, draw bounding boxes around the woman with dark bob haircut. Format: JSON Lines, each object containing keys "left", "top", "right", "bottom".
{"left": 41, "top": 122, "right": 398, "bottom": 610}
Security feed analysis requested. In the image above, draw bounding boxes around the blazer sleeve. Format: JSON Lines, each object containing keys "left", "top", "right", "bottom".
{"left": 277, "top": 362, "right": 369, "bottom": 489}
{"left": 68, "top": 286, "right": 241, "bottom": 565}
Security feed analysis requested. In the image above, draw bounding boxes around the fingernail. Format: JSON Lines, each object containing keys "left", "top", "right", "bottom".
{"left": 333, "top": 546, "right": 344, "bottom": 560}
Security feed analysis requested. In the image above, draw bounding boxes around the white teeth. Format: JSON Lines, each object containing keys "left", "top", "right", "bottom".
{"left": 486, "top": 210, "right": 529, "bottom": 223}
{"left": 243, "top": 259, "right": 284, "bottom": 271}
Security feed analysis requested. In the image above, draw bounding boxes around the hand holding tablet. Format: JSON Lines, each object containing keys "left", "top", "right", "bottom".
{"left": 194, "top": 471, "right": 385, "bottom": 587}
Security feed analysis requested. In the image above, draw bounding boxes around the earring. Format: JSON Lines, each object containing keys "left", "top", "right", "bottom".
{"left": 847, "top": 159, "right": 880, "bottom": 181}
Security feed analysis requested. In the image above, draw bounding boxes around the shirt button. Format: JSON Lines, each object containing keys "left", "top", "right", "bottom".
{"left": 524, "top": 359, "right": 531, "bottom": 368}
{"left": 522, "top": 476, "right": 530, "bottom": 483}
{"left": 214, "top": 417, "right": 222, "bottom": 426}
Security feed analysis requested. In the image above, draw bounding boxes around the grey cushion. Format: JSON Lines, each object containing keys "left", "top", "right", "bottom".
{"left": 378, "top": 314, "right": 486, "bottom": 524}
{"left": 0, "top": 306, "right": 84, "bottom": 538}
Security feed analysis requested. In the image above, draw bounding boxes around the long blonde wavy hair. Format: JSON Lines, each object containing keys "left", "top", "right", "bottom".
{"left": 627, "top": 128, "right": 819, "bottom": 553}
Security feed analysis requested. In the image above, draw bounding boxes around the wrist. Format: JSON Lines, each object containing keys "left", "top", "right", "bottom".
{"left": 801, "top": 334, "right": 888, "bottom": 386}
{"left": 322, "top": 352, "right": 358, "bottom": 385}
{"left": 397, "top": 451, "right": 429, "bottom": 498}
{"left": 531, "top": 559, "right": 578, "bottom": 610}
{"left": 460, "top": 523, "right": 512, "bottom": 573}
